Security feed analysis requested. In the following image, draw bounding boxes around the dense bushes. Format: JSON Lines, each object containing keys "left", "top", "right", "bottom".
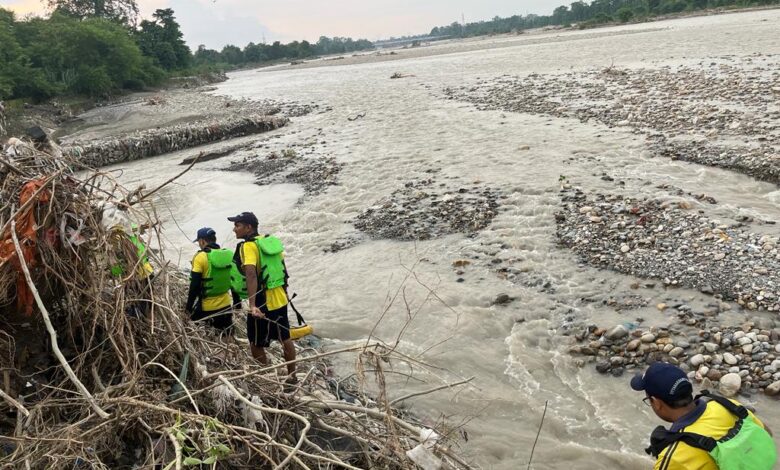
{"left": 0, "top": 5, "right": 375, "bottom": 103}
{"left": 0, "top": 9, "right": 163, "bottom": 100}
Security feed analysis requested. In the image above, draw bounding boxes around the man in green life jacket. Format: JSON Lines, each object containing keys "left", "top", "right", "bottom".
{"left": 228, "top": 212, "right": 297, "bottom": 382}
{"left": 631, "top": 362, "right": 776, "bottom": 470}
{"left": 185, "top": 227, "right": 239, "bottom": 333}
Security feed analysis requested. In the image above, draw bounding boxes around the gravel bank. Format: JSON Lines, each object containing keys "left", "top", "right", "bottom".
{"left": 228, "top": 151, "right": 343, "bottom": 196}
{"left": 446, "top": 55, "right": 780, "bottom": 183}
{"left": 555, "top": 185, "right": 780, "bottom": 312}
{"left": 353, "top": 177, "right": 501, "bottom": 242}
{"left": 567, "top": 316, "right": 780, "bottom": 397}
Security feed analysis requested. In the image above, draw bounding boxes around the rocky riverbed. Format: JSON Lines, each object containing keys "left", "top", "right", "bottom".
{"left": 445, "top": 54, "right": 780, "bottom": 184}
{"left": 353, "top": 177, "right": 502, "bottom": 242}
{"left": 555, "top": 181, "right": 780, "bottom": 396}
{"left": 228, "top": 150, "right": 343, "bottom": 195}
{"left": 555, "top": 185, "right": 780, "bottom": 312}
{"left": 566, "top": 318, "right": 780, "bottom": 398}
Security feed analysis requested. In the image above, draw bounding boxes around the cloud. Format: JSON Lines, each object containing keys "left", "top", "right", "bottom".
{"left": 159, "top": 0, "right": 273, "bottom": 50}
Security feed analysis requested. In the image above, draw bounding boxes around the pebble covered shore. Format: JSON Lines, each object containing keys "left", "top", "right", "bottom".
{"left": 556, "top": 186, "right": 780, "bottom": 396}
{"left": 446, "top": 54, "right": 780, "bottom": 183}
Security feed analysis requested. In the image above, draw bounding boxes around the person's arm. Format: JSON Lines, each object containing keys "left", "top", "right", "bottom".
{"left": 186, "top": 272, "right": 202, "bottom": 315}
{"left": 244, "top": 265, "right": 263, "bottom": 318}
{"left": 186, "top": 253, "right": 205, "bottom": 315}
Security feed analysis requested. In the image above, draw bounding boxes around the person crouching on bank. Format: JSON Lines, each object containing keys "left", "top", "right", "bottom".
{"left": 631, "top": 361, "right": 775, "bottom": 470}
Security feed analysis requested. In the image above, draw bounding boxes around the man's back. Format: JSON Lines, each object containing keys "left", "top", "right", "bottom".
{"left": 654, "top": 399, "right": 766, "bottom": 470}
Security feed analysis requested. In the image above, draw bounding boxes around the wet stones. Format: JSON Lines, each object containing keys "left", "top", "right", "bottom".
{"left": 606, "top": 325, "right": 630, "bottom": 341}
{"left": 719, "top": 373, "right": 742, "bottom": 398}
{"left": 570, "top": 321, "right": 780, "bottom": 396}
{"left": 229, "top": 153, "right": 343, "bottom": 195}
{"left": 555, "top": 187, "right": 780, "bottom": 312}
{"left": 353, "top": 178, "right": 501, "bottom": 241}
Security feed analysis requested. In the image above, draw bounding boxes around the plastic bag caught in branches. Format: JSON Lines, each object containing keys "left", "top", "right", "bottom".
{"left": 45, "top": 0, "right": 140, "bottom": 25}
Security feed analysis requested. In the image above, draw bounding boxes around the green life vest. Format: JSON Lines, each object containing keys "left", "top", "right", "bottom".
{"left": 129, "top": 234, "right": 149, "bottom": 263}
{"left": 201, "top": 248, "right": 234, "bottom": 298}
{"left": 646, "top": 391, "right": 777, "bottom": 470}
{"left": 230, "top": 262, "right": 247, "bottom": 300}
{"left": 111, "top": 233, "right": 149, "bottom": 277}
{"left": 255, "top": 235, "right": 287, "bottom": 291}
{"left": 233, "top": 235, "right": 288, "bottom": 294}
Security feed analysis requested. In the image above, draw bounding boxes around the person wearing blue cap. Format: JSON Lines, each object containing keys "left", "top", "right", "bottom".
{"left": 185, "top": 227, "right": 239, "bottom": 333}
{"left": 631, "top": 362, "right": 775, "bottom": 470}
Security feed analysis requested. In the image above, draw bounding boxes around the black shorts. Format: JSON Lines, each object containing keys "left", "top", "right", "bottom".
{"left": 247, "top": 305, "right": 290, "bottom": 347}
{"left": 192, "top": 304, "right": 234, "bottom": 333}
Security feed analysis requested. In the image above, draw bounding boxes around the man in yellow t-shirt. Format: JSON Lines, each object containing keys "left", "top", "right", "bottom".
{"left": 228, "top": 212, "right": 296, "bottom": 381}
{"left": 185, "top": 227, "right": 237, "bottom": 333}
{"left": 631, "top": 362, "right": 774, "bottom": 470}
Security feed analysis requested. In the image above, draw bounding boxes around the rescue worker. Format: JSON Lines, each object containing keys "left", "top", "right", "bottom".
{"left": 185, "top": 227, "right": 238, "bottom": 333}
{"left": 631, "top": 361, "right": 776, "bottom": 470}
{"left": 228, "top": 212, "right": 296, "bottom": 382}
{"left": 109, "top": 223, "right": 155, "bottom": 317}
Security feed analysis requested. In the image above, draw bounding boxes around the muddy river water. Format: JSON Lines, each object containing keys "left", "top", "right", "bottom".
{"left": 111, "top": 10, "right": 780, "bottom": 469}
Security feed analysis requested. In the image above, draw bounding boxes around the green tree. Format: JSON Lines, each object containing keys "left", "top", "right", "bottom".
{"left": 220, "top": 45, "right": 244, "bottom": 65}
{"left": 135, "top": 8, "right": 190, "bottom": 70}
{"left": 45, "top": 0, "right": 139, "bottom": 25}
{"left": 0, "top": 9, "right": 57, "bottom": 100}
{"left": 24, "top": 13, "right": 161, "bottom": 96}
{"left": 616, "top": 6, "right": 635, "bottom": 22}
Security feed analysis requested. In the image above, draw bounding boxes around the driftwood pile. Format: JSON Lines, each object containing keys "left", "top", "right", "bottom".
{"left": 0, "top": 139, "right": 473, "bottom": 469}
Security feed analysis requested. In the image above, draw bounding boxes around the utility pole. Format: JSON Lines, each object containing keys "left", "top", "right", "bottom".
{"left": 461, "top": 13, "right": 465, "bottom": 25}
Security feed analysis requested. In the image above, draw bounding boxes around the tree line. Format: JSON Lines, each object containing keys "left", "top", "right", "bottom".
{"left": 0, "top": 0, "right": 374, "bottom": 101}
{"left": 193, "top": 36, "right": 374, "bottom": 68}
{"left": 430, "top": 0, "right": 780, "bottom": 37}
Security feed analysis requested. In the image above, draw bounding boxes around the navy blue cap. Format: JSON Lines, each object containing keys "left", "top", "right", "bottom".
{"left": 631, "top": 362, "right": 693, "bottom": 402}
{"left": 193, "top": 227, "right": 216, "bottom": 242}
{"left": 227, "top": 211, "right": 258, "bottom": 227}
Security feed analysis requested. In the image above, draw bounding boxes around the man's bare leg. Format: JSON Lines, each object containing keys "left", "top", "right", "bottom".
{"left": 250, "top": 344, "right": 269, "bottom": 365}
{"left": 281, "top": 339, "right": 297, "bottom": 377}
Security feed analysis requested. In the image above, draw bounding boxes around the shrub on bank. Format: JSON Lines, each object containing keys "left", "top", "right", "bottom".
{"left": 0, "top": 8, "right": 162, "bottom": 100}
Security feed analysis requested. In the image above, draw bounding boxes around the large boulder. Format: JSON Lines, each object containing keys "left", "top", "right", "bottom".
{"left": 605, "top": 325, "right": 629, "bottom": 341}
{"left": 719, "top": 373, "right": 742, "bottom": 397}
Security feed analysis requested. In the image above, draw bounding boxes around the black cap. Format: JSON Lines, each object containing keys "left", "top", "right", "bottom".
{"left": 193, "top": 227, "right": 216, "bottom": 242}
{"left": 227, "top": 211, "right": 258, "bottom": 227}
{"left": 631, "top": 362, "right": 693, "bottom": 403}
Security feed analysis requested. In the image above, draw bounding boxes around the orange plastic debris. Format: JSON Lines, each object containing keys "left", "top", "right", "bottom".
{"left": 0, "top": 178, "right": 51, "bottom": 315}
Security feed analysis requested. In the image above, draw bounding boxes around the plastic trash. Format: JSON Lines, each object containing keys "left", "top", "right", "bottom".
{"left": 419, "top": 428, "right": 440, "bottom": 449}
{"left": 406, "top": 444, "right": 441, "bottom": 470}
{"left": 99, "top": 202, "right": 132, "bottom": 232}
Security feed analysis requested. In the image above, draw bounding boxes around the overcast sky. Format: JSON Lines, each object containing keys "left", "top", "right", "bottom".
{"left": 2, "top": 0, "right": 558, "bottom": 49}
